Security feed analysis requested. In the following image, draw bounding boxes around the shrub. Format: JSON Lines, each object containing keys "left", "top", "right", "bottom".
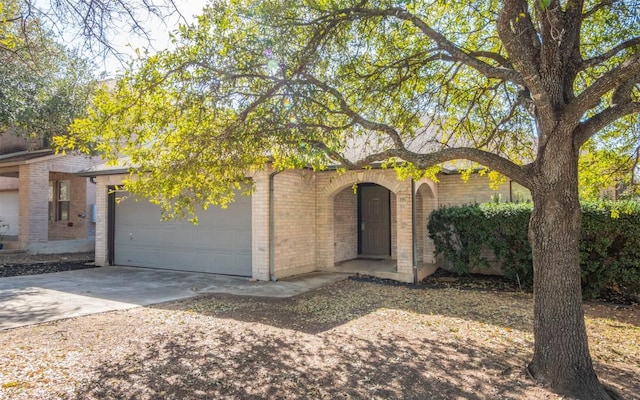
{"left": 427, "top": 201, "right": 640, "bottom": 300}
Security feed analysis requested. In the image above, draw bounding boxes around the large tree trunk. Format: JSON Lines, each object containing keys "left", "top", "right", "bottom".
{"left": 527, "top": 139, "right": 612, "bottom": 399}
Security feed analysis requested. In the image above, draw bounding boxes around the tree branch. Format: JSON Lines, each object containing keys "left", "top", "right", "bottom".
{"left": 300, "top": 73, "right": 406, "bottom": 149}
{"left": 566, "top": 52, "right": 640, "bottom": 121}
{"left": 582, "top": 0, "right": 615, "bottom": 19}
{"left": 580, "top": 37, "right": 640, "bottom": 71}
{"left": 324, "top": 144, "right": 533, "bottom": 188}
{"left": 496, "top": 0, "right": 563, "bottom": 132}
{"left": 468, "top": 50, "right": 513, "bottom": 69}
{"left": 327, "top": 6, "right": 524, "bottom": 85}
{"left": 574, "top": 101, "right": 640, "bottom": 147}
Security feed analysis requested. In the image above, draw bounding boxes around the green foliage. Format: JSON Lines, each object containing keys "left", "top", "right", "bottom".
{"left": 0, "top": 10, "right": 97, "bottom": 145}
{"left": 54, "top": 0, "right": 639, "bottom": 219}
{"left": 0, "top": 0, "right": 20, "bottom": 50}
{"left": 428, "top": 202, "right": 640, "bottom": 299}
{"left": 578, "top": 116, "right": 640, "bottom": 200}
{"left": 579, "top": 201, "right": 640, "bottom": 298}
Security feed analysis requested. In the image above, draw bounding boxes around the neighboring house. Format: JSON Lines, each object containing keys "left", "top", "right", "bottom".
{"left": 0, "top": 134, "right": 101, "bottom": 253}
{"left": 82, "top": 162, "right": 530, "bottom": 283}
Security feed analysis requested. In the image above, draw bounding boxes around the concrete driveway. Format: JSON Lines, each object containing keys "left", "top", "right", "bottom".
{"left": 0, "top": 266, "right": 347, "bottom": 330}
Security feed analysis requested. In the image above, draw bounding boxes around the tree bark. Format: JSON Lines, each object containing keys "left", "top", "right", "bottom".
{"left": 527, "top": 134, "right": 612, "bottom": 399}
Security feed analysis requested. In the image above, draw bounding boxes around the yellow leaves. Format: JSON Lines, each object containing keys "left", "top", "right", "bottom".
{"left": 2, "top": 380, "right": 22, "bottom": 388}
{"left": 514, "top": 12, "right": 527, "bottom": 24}
{"left": 0, "top": 1, "right": 20, "bottom": 50}
{"left": 488, "top": 170, "right": 507, "bottom": 191}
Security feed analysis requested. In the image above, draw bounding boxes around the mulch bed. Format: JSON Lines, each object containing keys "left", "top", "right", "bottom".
{"left": 0, "top": 260, "right": 96, "bottom": 278}
{"left": 351, "top": 268, "right": 640, "bottom": 306}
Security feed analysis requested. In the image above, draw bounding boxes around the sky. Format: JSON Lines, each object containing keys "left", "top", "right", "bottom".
{"left": 85, "top": 0, "right": 209, "bottom": 77}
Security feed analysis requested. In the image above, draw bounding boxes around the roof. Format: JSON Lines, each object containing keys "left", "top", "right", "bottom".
{"left": 76, "top": 158, "right": 132, "bottom": 177}
{"left": 0, "top": 149, "right": 56, "bottom": 165}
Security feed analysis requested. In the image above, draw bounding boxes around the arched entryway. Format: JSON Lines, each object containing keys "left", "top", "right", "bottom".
{"left": 333, "top": 183, "right": 395, "bottom": 263}
{"left": 317, "top": 169, "right": 415, "bottom": 282}
{"left": 415, "top": 182, "right": 437, "bottom": 264}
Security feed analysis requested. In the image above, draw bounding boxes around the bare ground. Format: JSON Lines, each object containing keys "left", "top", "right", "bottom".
{"left": 0, "top": 274, "right": 638, "bottom": 399}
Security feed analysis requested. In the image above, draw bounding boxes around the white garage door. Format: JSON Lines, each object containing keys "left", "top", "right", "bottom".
{"left": 0, "top": 191, "right": 19, "bottom": 236}
{"left": 113, "top": 192, "right": 252, "bottom": 276}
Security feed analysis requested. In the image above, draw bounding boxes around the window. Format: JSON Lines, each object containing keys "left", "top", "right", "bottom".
{"left": 48, "top": 182, "right": 55, "bottom": 222}
{"left": 48, "top": 180, "right": 71, "bottom": 221}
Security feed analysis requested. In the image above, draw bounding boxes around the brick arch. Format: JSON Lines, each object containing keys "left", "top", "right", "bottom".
{"left": 415, "top": 180, "right": 438, "bottom": 264}
{"left": 323, "top": 170, "right": 404, "bottom": 198}
{"left": 415, "top": 179, "right": 437, "bottom": 199}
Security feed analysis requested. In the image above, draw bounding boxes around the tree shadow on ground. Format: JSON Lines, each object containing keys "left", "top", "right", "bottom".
{"left": 159, "top": 279, "right": 539, "bottom": 334}
{"left": 74, "top": 328, "right": 536, "bottom": 399}
{"left": 74, "top": 278, "right": 640, "bottom": 399}
{"left": 0, "top": 288, "right": 81, "bottom": 330}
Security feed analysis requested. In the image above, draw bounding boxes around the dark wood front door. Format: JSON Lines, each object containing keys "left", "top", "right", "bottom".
{"left": 358, "top": 184, "right": 391, "bottom": 256}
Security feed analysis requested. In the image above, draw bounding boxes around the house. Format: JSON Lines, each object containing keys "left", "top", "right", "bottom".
{"left": 82, "top": 162, "right": 530, "bottom": 283}
{"left": 0, "top": 134, "right": 101, "bottom": 254}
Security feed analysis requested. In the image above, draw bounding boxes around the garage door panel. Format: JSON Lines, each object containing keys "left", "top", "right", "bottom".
{"left": 113, "top": 192, "right": 252, "bottom": 276}
{"left": 0, "top": 191, "right": 19, "bottom": 236}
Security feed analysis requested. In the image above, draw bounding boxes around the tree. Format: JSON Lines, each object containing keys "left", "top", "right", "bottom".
{"left": 1, "top": 0, "right": 186, "bottom": 60}
{"left": 578, "top": 126, "right": 640, "bottom": 199}
{"left": 59, "top": 0, "right": 639, "bottom": 398}
{"left": 0, "top": 7, "right": 97, "bottom": 147}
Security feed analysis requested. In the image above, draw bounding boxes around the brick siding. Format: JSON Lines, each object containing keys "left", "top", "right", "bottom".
{"left": 333, "top": 187, "right": 357, "bottom": 263}
{"left": 91, "top": 165, "right": 515, "bottom": 283}
{"left": 272, "top": 170, "right": 317, "bottom": 279}
{"left": 437, "top": 174, "right": 511, "bottom": 206}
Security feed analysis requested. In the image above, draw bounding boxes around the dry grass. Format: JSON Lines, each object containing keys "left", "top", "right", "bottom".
{"left": 0, "top": 279, "right": 638, "bottom": 399}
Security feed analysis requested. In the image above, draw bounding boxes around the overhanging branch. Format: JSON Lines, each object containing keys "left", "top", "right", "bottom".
{"left": 575, "top": 101, "right": 640, "bottom": 147}
{"left": 567, "top": 53, "right": 640, "bottom": 120}
{"left": 580, "top": 37, "right": 640, "bottom": 71}
{"left": 300, "top": 73, "right": 406, "bottom": 149}
{"left": 315, "top": 143, "right": 533, "bottom": 188}
{"left": 323, "top": 6, "right": 524, "bottom": 86}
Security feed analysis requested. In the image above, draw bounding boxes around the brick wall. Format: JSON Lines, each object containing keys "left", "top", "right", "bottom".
{"left": 390, "top": 192, "right": 397, "bottom": 259}
{"left": 315, "top": 169, "right": 414, "bottom": 282}
{"left": 437, "top": 174, "right": 511, "bottom": 206}
{"left": 18, "top": 163, "right": 48, "bottom": 244}
{"left": 333, "top": 187, "right": 357, "bottom": 263}
{"left": 272, "top": 170, "right": 317, "bottom": 279}
{"left": 44, "top": 155, "right": 100, "bottom": 244}
{"left": 251, "top": 170, "right": 270, "bottom": 280}
{"left": 47, "top": 173, "right": 88, "bottom": 240}
{"left": 94, "top": 174, "right": 127, "bottom": 266}
{"left": 415, "top": 182, "right": 437, "bottom": 263}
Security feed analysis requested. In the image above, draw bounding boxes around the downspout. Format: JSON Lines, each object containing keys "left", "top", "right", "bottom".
{"left": 268, "top": 169, "right": 283, "bottom": 281}
{"left": 411, "top": 179, "right": 418, "bottom": 284}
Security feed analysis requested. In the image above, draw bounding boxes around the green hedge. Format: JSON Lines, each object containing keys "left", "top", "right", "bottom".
{"left": 427, "top": 201, "right": 640, "bottom": 300}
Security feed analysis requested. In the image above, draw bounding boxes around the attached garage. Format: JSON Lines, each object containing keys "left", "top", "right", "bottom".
{"left": 0, "top": 190, "right": 19, "bottom": 236}
{"left": 111, "top": 191, "right": 252, "bottom": 276}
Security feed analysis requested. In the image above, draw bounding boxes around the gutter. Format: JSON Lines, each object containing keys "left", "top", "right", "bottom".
{"left": 411, "top": 179, "right": 418, "bottom": 284}
{"left": 268, "top": 169, "right": 283, "bottom": 281}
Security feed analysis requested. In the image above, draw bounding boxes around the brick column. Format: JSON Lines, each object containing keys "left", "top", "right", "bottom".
{"left": 315, "top": 187, "right": 334, "bottom": 269}
{"left": 18, "top": 163, "right": 49, "bottom": 249}
{"left": 395, "top": 181, "right": 414, "bottom": 283}
{"left": 251, "top": 168, "right": 271, "bottom": 281}
{"left": 94, "top": 177, "right": 109, "bottom": 266}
